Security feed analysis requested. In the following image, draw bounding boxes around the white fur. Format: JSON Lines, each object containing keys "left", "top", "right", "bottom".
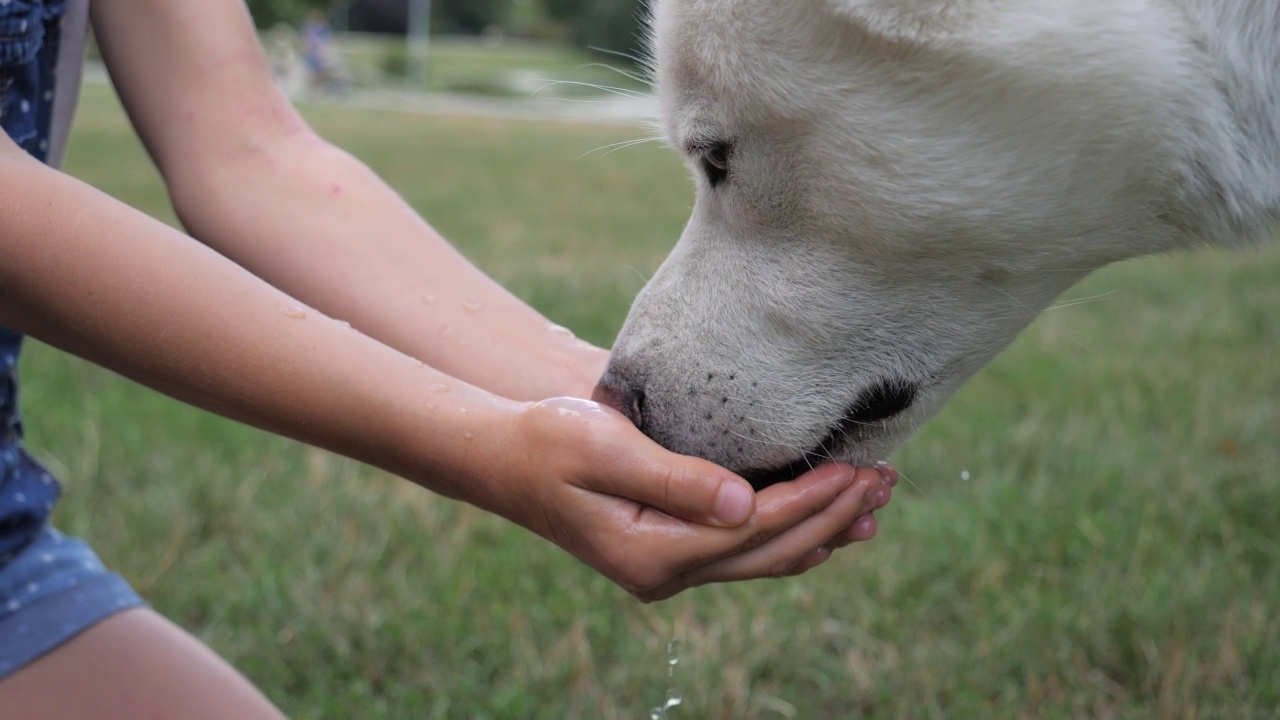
{"left": 602, "top": 0, "right": 1279, "bottom": 479}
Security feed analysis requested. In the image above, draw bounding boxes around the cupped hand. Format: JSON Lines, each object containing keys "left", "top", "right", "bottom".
{"left": 485, "top": 397, "right": 895, "bottom": 602}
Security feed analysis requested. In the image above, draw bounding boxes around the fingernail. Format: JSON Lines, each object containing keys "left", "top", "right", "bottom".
{"left": 714, "top": 480, "right": 754, "bottom": 525}
{"left": 869, "top": 487, "right": 889, "bottom": 509}
{"left": 855, "top": 514, "right": 877, "bottom": 539}
{"left": 874, "top": 461, "right": 899, "bottom": 487}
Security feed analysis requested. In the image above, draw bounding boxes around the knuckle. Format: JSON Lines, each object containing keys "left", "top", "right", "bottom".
{"left": 659, "top": 464, "right": 680, "bottom": 511}
{"left": 738, "top": 526, "right": 772, "bottom": 554}
{"left": 576, "top": 419, "right": 614, "bottom": 461}
{"left": 657, "top": 462, "right": 705, "bottom": 514}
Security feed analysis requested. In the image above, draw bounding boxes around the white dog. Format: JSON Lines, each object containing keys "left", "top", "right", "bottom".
{"left": 595, "top": 0, "right": 1279, "bottom": 488}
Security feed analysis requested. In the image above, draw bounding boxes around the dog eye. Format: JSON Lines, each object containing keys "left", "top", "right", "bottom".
{"left": 700, "top": 143, "right": 731, "bottom": 188}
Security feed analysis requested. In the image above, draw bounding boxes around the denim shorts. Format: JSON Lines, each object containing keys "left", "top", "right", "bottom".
{"left": 0, "top": 525, "right": 145, "bottom": 680}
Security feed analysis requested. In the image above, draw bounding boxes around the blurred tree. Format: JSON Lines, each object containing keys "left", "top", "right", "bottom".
{"left": 542, "top": 0, "right": 586, "bottom": 22}
{"left": 271, "top": 0, "right": 652, "bottom": 69}
{"left": 345, "top": 0, "right": 506, "bottom": 35}
{"left": 550, "top": 0, "right": 650, "bottom": 61}
{"left": 431, "top": 0, "right": 509, "bottom": 34}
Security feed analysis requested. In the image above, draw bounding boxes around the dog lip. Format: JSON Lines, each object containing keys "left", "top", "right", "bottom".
{"left": 740, "top": 380, "right": 918, "bottom": 490}
{"left": 740, "top": 422, "right": 850, "bottom": 490}
{"left": 741, "top": 450, "right": 832, "bottom": 490}
{"left": 844, "top": 379, "right": 918, "bottom": 425}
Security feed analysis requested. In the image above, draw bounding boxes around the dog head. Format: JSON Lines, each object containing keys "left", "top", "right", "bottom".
{"left": 597, "top": 0, "right": 1251, "bottom": 487}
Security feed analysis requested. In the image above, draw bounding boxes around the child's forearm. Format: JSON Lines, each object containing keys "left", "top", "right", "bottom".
{"left": 163, "top": 133, "right": 606, "bottom": 404}
{"left": 0, "top": 144, "right": 512, "bottom": 503}
{"left": 94, "top": 0, "right": 601, "bottom": 404}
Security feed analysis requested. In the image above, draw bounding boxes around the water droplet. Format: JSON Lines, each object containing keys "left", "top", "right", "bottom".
{"left": 548, "top": 323, "right": 574, "bottom": 338}
{"left": 464, "top": 432, "right": 475, "bottom": 440}
{"left": 422, "top": 294, "right": 439, "bottom": 306}
{"left": 462, "top": 298, "right": 484, "bottom": 313}
{"left": 650, "top": 638, "right": 683, "bottom": 718}
{"left": 281, "top": 307, "right": 307, "bottom": 319}
{"left": 432, "top": 384, "right": 451, "bottom": 394}
{"left": 439, "top": 325, "right": 454, "bottom": 339}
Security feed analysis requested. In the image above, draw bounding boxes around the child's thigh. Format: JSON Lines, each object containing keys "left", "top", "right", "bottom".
{"left": 0, "top": 607, "right": 287, "bottom": 720}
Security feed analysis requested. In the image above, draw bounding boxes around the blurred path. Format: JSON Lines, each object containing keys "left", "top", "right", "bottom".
{"left": 309, "top": 86, "right": 659, "bottom": 126}
{"left": 84, "top": 61, "right": 657, "bottom": 127}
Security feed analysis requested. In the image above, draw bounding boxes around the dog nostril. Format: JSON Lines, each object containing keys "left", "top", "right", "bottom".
{"left": 631, "top": 390, "right": 646, "bottom": 430}
{"left": 845, "top": 379, "right": 918, "bottom": 425}
{"left": 591, "top": 373, "right": 646, "bottom": 429}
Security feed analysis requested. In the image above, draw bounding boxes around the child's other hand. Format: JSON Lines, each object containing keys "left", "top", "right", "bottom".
{"left": 482, "top": 397, "right": 891, "bottom": 602}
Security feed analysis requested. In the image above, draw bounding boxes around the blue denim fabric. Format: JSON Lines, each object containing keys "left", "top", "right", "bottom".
{"left": 0, "top": 526, "right": 143, "bottom": 680}
{"left": 0, "top": 0, "right": 65, "bottom": 159}
{"left": 0, "top": 0, "right": 66, "bottom": 564}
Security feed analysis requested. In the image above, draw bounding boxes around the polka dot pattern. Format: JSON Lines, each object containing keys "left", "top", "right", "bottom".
{"left": 3, "top": 336, "right": 62, "bottom": 563}
{"left": 0, "top": 526, "right": 146, "bottom": 679}
{"left": 0, "top": 0, "right": 68, "bottom": 163}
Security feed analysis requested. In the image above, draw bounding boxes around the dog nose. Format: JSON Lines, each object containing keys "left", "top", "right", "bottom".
{"left": 591, "top": 370, "right": 645, "bottom": 428}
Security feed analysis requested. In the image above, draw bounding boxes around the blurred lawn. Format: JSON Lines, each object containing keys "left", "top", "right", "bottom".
{"left": 24, "top": 82, "right": 1280, "bottom": 719}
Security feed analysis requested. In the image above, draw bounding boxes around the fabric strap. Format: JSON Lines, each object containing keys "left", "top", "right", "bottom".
{"left": 46, "top": 0, "right": 88, "bottom": 170}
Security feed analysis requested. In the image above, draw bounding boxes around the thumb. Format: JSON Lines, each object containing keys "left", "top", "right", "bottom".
{"left": 587, "top": 435, "right": 757, "bottom": 527}
{"left": 549, "top": 397, "right": 757, "bottom": 527}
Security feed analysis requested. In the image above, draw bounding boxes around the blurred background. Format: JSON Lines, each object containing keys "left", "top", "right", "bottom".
{"left": 38, "top": 2, "right": 1280, "bottom": 718}
{"left": 247, "top": 0, "right": 652, "bottom": 109}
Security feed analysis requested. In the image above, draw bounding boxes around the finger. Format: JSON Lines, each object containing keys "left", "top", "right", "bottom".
{"left": 671, "top": 468, "right": 881, "bottom": 591}
{"left": 827, "top": 513, "right": 878, "bottom": 550}
{"left": 827, "top": 480, "right": 893, "bottom": 548}
{"left": 785, "top": 547, "right": 833, "bottom": 577}
{"left": 621, "top": 464, "right": 861, "bottom": 596}
{"left": 577, "top": 409, "right": 758, "bottom": 528}
{"left": 874, "top": 461, "right": 899, "bottom": 486}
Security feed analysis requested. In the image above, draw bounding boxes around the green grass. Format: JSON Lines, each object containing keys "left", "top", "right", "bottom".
{"left": 24, "top": 81, "right": 1280, "bottom": 718}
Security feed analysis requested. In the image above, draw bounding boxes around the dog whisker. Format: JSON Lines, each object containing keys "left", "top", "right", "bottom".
{"left": 624, "top": 265, "right": 653, "bottom": 286}
{"left": 576, "top": 62, "right": 655, "bottom": 89}
{"left": 894, "top": 468, "right": 924, "bottom": 495}
{"left": 586, "top": 45, "right": 656, "bottom": 76}
{"left": 1045, "top": 290, "right": 1117, "bottom": 311}
{"left": 973, "top": 277, "right": 1088, "bottom": 351}
{"left": 532, "top": 79, "right": 649, "bottom": 100}
{"left": 578, "top": 136, "right": 663, "bottom": 159}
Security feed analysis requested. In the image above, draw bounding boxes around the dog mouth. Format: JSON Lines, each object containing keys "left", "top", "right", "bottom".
{"left": 740, "top": 379, "right": 918, "bottom": 490}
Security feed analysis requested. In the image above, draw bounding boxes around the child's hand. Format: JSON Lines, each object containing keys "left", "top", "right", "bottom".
{"left": 480, "top": 397, "right": 893, "bottom": 602}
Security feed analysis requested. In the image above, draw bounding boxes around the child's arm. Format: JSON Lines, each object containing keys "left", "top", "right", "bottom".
{"left": 93, "top": 0, "right": 605, "bottom": 403}
{"left": 0, "top": 138, "right": 885, "bottom": 600}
